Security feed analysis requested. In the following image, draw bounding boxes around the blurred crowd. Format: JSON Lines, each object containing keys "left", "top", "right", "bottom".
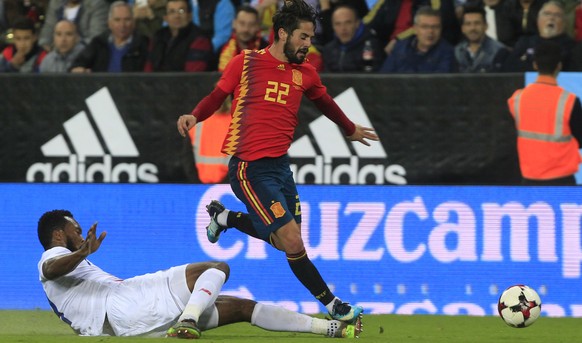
{"left": 0, "top": 0, "right": 581, "bottom": 73}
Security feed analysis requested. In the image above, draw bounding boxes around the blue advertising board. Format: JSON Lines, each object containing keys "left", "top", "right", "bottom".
{"left": 1, "top": 184, "right": 581, "bottom": 317}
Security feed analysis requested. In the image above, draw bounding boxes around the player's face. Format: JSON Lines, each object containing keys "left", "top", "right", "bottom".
{"left": 62, "top": 216, "right": 85, "bottom": 251}
{"left": 233, "top": 11, "right": 260, "bottom": 44}
{"left": 283, "top": 21, "right": 314, "bottom": 64}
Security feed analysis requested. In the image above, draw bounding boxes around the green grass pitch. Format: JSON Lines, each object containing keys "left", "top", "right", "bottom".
{"left": 0, "top": 310, "right": 578, "bottom": 343}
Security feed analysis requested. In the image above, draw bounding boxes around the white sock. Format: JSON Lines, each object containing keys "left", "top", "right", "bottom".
{"left": 325, "top": 297, "right": 340, "bottom": 313}
{"left": 178, "top": 269, "right": 226, "bottom": 322}
{"left": 251, "top": 303, "right": 317, "bottom": 333}
{"left": 217, "top": 209, "right": 229, "bottom": 226}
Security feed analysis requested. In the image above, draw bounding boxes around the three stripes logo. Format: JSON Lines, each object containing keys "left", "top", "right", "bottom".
{"left": 289, "top": 88, "right": 406, "bottom": 185}
{"left": 26, "top": 87, "right": 158, "bottom": 183}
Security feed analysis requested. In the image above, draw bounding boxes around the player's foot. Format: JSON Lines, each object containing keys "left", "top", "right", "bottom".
{"left": 206, "top": 200, "right": 227, "bottom": 243}
{"left": 329, "top": 299, "right": 364, "bottom": 324}
{"left": 166, "top": 319, "right": 201, "bottom": 339}
{"left": 327, "top": 316, "right": 363, "bottom": 338}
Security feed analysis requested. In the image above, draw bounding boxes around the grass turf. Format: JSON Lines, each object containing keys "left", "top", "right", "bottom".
{"left": 0, "top": 310, "right": 578, "bottom": 342}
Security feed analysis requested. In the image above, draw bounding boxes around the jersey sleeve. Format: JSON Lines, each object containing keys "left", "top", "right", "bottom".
{"left": 38, "top": 247, "right": 70, "bottom": 280}
{"left": 303, "top": 64, "right": 328, "bottom": 100}
{"left": 217, "top": 52, "right": 244, "bottom": 94}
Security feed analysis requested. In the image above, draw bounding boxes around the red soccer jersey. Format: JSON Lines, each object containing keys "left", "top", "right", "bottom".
{"left": 217, "top": 48, "right": 327, "bottom": 161}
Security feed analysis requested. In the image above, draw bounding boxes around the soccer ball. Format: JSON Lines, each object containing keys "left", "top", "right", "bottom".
{"left": 498, "top": 284, "right": 542, "bottom": 328}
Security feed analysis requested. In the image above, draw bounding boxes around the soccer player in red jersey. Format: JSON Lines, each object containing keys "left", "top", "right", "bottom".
{"left": 177, "top": 0, "right": 378, "bottom": 324}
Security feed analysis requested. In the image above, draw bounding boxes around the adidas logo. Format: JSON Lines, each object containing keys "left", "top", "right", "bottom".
{"left": 289, "top": 88, "right": 407, "bottom": 185}
{"left": 26, "top": 87, "right": 159, "bottom": 183}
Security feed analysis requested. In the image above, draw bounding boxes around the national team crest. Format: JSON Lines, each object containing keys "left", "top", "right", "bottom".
{"left": 270, "top": 201, "right": 286, "bottom": 218}
{"left": 292, "top": 69, "right": 303, "bottom": 86}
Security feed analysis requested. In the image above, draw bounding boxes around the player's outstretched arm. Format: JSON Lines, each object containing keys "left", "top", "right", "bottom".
{"left": 347, "top": 124, "right": 379, "bottom": 146}
{"left": 42, "top": 222, "right": 106, "bottom": 280}
{"left": 177, "top": 88, "right": 230, "bottom": 137}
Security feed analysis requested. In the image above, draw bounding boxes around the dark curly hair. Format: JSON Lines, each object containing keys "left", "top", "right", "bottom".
{"left": 272, "top": 0, "right": 317, "bottom": 42}
{"left": 38, "top": 209, "right": 73, "bottom": 250}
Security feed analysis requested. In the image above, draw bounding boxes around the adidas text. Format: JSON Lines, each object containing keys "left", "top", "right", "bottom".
{"left": 26, "top": 155, "right": 159, "bottom": 183}
{"left": 291, "top": 156, "right": 407, "bottom": 185}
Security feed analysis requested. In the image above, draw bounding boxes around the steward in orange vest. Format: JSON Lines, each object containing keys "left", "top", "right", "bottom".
{"left": 188, "top": 99, "right": 231, "bottom": 183}
{"left": 508, "top": 41, "right": 582, "bottom": 185}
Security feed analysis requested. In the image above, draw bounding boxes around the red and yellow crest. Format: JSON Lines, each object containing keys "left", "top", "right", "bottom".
{"left": 292, "top": 69, "right": 302, "bottom": 86}
{"left": 270, "top": 201, "right": 286, "bottom": 218}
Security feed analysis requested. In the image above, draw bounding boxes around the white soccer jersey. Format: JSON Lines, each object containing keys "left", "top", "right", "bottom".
{"left": 38, "top": 247, "right": 122, "bottom": 336}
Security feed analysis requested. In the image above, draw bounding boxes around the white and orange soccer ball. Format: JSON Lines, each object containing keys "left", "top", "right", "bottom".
{"left": 498, "top": 284, "right": 542, "bottom": 328}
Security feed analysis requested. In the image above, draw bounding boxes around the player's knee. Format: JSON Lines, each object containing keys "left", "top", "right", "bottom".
{"left": 210, "top": 261, "right": 230, "bottom": 281}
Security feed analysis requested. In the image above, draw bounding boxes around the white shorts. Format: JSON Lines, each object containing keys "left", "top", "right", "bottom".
{"left": 105, "top": 264, "right": 192, "bottom": 337}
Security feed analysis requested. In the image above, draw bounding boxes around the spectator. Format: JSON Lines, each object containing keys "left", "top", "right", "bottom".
{"left": 379, "top": 6, "right": 455, "bottom": 73}
{"left": 480, "top": 0, "right": 517, "bottom": 47}
{"left": 317, "top": 0, "right": 369, "bottom": 45}
{"left": 501, "top": 0, "right": 547, "bottom": 41}
{"left": 218, "top": 5, "right": 268, "bottom": 72}
{"left": 454, "top": 6, "right": 509, "bottom": 72}
{"left": 131, "top": 0, "right": 168, "bottom": 38}
{"left": 39, "top": 0, "right": 108, "bottom": 50}
{"left": 507, "top": 40, "right": 582, "bottom": 185}
{"left": 503, "top": 1, "right": 575, "bottom": 72}
{"left": 187, "top": 0, "right": 235, "bottom": 52}
{"left": 145, "top": 0, "right": 213, "bottom": 72}
{"left": 0, "top": 17, "right": 47, "bottom": 72}
{"left": 322, "top": 4, "right": 383, "bottom": 72}
{"left": 39, "top": 19, "right": 84, "bottom": 72}
{"left": 70, "top": 1, "right": 148, "bottom": 72}
{"left": 363, "top": 0, "right": 425, "bottom": 54}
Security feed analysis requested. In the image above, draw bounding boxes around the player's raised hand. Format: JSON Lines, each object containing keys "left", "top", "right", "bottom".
{"left": 347, "top": 124, "right": 379, "bottom": 146}
{"left": 80, "top": 222, "right": 106, "bottom": 257}
{"left": 177, "top": 114, "right": 198, "bottom": 137}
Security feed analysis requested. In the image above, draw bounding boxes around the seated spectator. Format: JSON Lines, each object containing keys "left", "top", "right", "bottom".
{"left": 187, "top": 0, "right": 234, "bottom": 52}
{"left": 379, "top": 6, "right": 455, "bottom": 73}
{"left": 130, "top": 0, "right": 167, "bottom": 38}
{"left": 0, "top": 17, "right": 47, "bottom": 72}
{"left": 480, "top": 0, "right": 517, "bottom": 47}
{"left": 39, "top": 19, "right": 84, "bottom": 72}
{"left": 363, "top": 0, "right": 425, "bottom": 54}
{"left": 39, "top": 0, "right": 108, "bottom": 50}
{"left": 322, "top": 4, "right": 383, "bottom": 72}
{"left": 317, "top": 0, "right": 369, "bottom": 45}
{"left": 145, "top": 0, "right": 213, "bottom": 72}
{"left": 218, "top": 5, "right": 268, "bottom": 72}
{"left": 455, "top": 6, "right": 509, "bottom": 72}
{"left": 503, "top": 1, "right": 576, "bottom": 72}
{"left": 502, "top": 0, "right": 546, "bottom": 41}
{"left": 70, "top": 1, "right": 148, "bottom": 72}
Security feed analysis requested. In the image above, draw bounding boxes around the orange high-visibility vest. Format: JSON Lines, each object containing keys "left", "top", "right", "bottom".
{"left": 188, "top": 112, "right": 231, "bottom": 183}
{"left": 508, "top": 75, "right": 582, "bottom": 180}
